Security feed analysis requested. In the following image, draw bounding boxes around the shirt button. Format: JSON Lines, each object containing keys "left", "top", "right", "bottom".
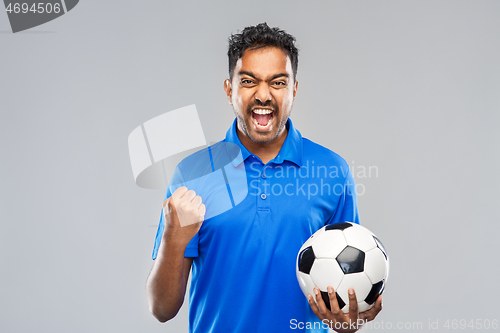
{"left": 260, "top": 193, "right": 267, "bottom": 200}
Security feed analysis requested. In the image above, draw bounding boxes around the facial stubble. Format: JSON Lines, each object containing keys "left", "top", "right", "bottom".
{"left": 233, "top": 102, "right": 292, "bottom": 145}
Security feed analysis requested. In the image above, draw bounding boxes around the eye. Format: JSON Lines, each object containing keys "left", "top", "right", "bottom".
{"left": 241, "top": 79, "right": 255, "bottom": 86}
{"left": 272, "top": 81, "right": 286, "bottom": 87}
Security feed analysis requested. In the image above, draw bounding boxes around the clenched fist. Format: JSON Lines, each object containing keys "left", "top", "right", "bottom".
{"left": 162, "top": 186, "right": 206, "bottom": 247}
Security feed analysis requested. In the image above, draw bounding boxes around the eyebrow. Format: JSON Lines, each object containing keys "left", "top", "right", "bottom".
{"left": 238, "top": 71, "right": 289, "bottom": 81}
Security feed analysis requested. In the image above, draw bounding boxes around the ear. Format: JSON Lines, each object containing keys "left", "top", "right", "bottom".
{"left": 293, "top": 80, "right": 298, "bottom": 98}
{"left": 224, "top": 79, "right": 232, "bottom": 105}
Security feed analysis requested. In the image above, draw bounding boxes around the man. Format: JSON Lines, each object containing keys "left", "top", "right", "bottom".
{"left": 146, "top": 23, "right": 382, "bottom": 332}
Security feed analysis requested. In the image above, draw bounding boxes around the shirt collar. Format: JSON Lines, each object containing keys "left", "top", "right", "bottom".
{"left": 224, "top": 118, "right": 303, "bottom": 168}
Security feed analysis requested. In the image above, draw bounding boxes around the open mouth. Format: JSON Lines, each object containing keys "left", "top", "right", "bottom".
{"left": 251, "top": 108, "right": 274, "bottom": 130}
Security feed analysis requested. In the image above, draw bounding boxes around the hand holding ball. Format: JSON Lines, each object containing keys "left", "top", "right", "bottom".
{"left": 296, "top": 222, "right": 389, "bottom": 313}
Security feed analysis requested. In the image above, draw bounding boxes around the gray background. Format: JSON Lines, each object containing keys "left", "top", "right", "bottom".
{"left": 1, "top": 0, "right": 499, "bottom": 332}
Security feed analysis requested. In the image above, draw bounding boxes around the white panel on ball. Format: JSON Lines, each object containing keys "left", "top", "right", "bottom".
{"left": 312, "top": 229, "right": 347, "bottom": 259}
{"left": 309, "top": 258, "right": 344, "bottom": 291}
{"left": 336, "top": 272, "right": 373, "bottom": 313}
{"left": 342, "top": 226, "right": 377, "bottom": 252}
{"left": 363, "top": 248, "right": 388, "bottom": 284}
{"left": 296, "top": 271, "right": 316, "bottom": 299}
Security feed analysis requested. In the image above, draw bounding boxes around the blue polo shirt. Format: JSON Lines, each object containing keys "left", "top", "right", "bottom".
{"left": 152, "top": 118, "right": 359, "bottom": 332}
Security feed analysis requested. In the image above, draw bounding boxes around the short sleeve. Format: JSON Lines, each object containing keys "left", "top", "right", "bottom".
{"left": 326, "top": 168, "right": 360, "bottom": 226}
{"left": 151, "top": 166, "right": 200, "bottom": 260}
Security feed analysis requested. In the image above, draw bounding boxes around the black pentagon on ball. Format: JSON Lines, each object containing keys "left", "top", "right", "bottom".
{"left": 320, "top": 291, "right": 346, "bottom": 311}
{"left": 320, "top": 291, "right": 330, "bottom": 311}
{"left": 325, "top": 222, "right": 353, "bottom": 231}
{"left": 336, "top": 246, "right": 365, "bottom": 274}
{"left": 335, "top": 292, "right": 346, "bottom": 310}
{"left": 365, "top": 280, "right": 385, "bottom": 305}
{"left": 373, "top": 236, "right": 388, "bottom": 260}
{"left": 298, "top": 246, "right": 315, "bottom": 274}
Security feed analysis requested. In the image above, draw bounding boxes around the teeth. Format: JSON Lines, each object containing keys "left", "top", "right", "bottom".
{"left": 252, "top": 109, "right": 273, "bottom": 115}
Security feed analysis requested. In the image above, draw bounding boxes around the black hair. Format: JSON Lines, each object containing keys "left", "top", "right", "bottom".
{"left": 227, "top": 22, "right": 299, "bottom": 81}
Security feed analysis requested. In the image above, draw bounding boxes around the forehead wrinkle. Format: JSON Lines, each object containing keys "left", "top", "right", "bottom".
{"left": 233, "top": 49, "right": 294, "bottom": 82}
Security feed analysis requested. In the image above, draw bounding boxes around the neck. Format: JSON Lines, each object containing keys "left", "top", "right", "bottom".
{"left": 236, "top": 127, "right": 288, "bottom": 164}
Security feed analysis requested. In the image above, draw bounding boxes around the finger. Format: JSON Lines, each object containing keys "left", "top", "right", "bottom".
{"left": 192, "top": 195, "right": 202, "bottom": 208}
{"left": 327, "top": 286, "right": 343, "bottom": 320}
{"left": 172, "top": 186, "right": 188, "bottom": 200}
{"left": 314, "top": 287, "right": 328, "bottom": 317}
{"left": 347, "top": 288, "right": 359, "bottom": 322}
{"left": 181, "top": 189, "right": 197, "bottom": 202}
{"left": 307, "top": 294, "right": 323, "bottom": 320}
{"left": 374, "top": 295, "right": 383, "bottom": 313}
{"left": 163, "top": 198, "right": 171, "bottom": 217}
{"left": 359, "top": 306, "right": 375, "bottom": 322}
{"left": 170, "top": 187, "right": 188, "bottom": 208}
{"left": 198, "top": 203, "right": 206, "bottom": 222}
{"left": 360, "top": 295, "right": 382, "bottom": 322}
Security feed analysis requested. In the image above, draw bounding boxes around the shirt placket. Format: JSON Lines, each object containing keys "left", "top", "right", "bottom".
{"left": 257, "top": 164, "right": 271, "bottom": 211}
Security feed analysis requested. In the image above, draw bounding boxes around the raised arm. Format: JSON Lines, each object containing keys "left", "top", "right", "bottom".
{"left": 146, "top": 186, "right": 205, "bottom": 322}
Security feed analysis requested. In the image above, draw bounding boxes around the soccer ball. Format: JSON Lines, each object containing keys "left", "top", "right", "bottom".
{"left": 296, "top": 222, "right": 389, "bottom": 313}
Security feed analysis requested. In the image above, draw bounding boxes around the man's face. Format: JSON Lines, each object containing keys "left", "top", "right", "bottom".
{"left": 224, "top": 46, "right": 298, "bottom": 144}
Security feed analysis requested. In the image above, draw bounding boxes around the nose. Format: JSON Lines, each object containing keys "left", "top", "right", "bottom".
{"left": 254, "top": 83, "right": 271, "bottom": 103}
